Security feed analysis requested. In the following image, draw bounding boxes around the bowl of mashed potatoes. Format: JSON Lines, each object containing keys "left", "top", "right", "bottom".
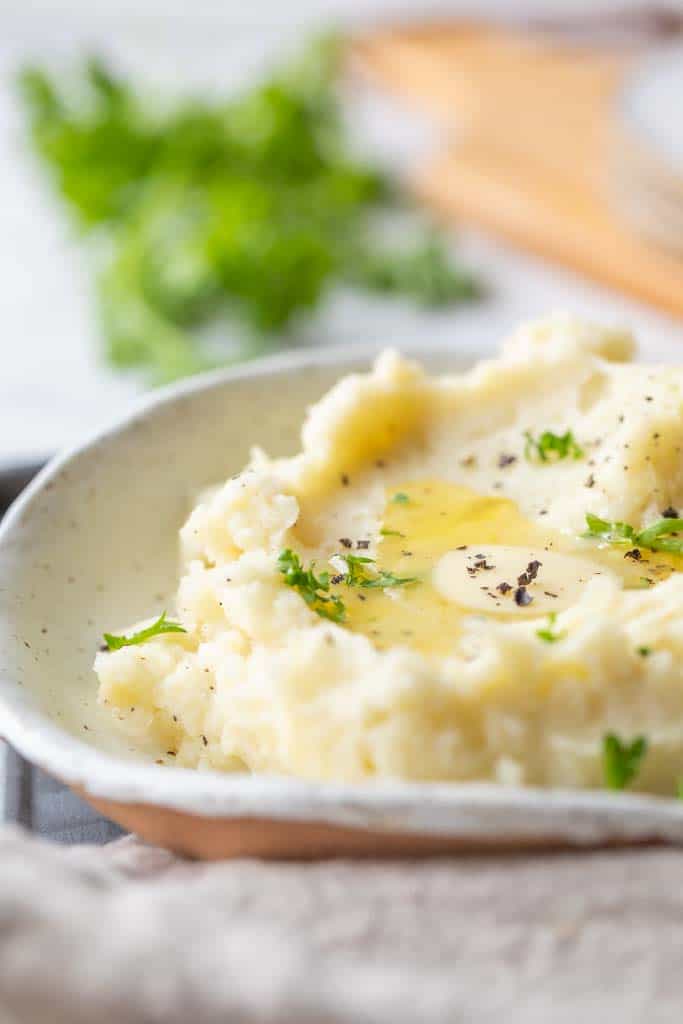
{"left": 3, "top": 315, "right": 683, "bottom": 857}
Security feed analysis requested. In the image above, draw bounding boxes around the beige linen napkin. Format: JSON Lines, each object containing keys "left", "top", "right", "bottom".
{"left": 1, "top": 825, "right": 683, "bottom": 1023}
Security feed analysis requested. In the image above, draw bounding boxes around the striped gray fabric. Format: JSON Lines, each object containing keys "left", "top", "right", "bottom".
{"left": 1, "top": 463, "right": 125, "bottom": 844}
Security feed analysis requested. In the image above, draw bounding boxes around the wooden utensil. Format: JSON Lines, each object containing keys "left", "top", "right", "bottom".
{"left": 353, "top": 20, "right": 683, "bottom": 317}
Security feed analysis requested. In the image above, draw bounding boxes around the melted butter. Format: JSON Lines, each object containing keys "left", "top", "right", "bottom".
{"left": 334, "top": 480, "right": 682, "bottom": 655}
{"left": 433, "top": 546, "right": 610, "bottom": 617}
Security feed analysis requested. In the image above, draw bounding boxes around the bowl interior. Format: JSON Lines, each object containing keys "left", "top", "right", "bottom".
{"left": 0, "top": 347, "right": 471, "bottom": 765}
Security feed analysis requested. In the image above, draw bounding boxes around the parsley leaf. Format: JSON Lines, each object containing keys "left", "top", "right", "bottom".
{"left": 524, "top": 430, "right": 584, "bottom": 463}
{"left": 379, "top": 528, "right": 405, "bottom": 538}
{"left": 103, "top": 611, "right": 186, "bottom": 651}
{"left": 634, "top": 517, "right": 683, "bottom": 554}
{"left": 338, "top": 553, "right": 417, "bottom": 589}
{"left": 602, "top": 733, "right": 648, "bottom": 790}
{"left": 636, "top": 646, "right": 652, "bottom": 657}
{"left": 583, "top": 513, "right": 635, "bottom": 544}
{"left": 277, "top": 548, "right": 345, "bottom": 622}
{"left": 536, "top": 612, "right": 565, "bottom": 644}
{"left": 583, "top": 514, "right": 683, "bottom": 554}
{"left": 391, "top": 492, "right": 410, "bottom": 504}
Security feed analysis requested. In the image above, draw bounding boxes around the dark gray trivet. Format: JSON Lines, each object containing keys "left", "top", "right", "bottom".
{"left": 2, "top": 461, "right": 125, "bottom": 843}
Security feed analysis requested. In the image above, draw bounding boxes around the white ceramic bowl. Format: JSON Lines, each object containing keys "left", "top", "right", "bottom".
{"left": 2, "top": 343, "right": 683, "bottom": 857}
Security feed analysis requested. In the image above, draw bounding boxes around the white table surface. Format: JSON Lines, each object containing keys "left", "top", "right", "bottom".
{"left": 1, "top": 0, "right": 682, "bottom": 811}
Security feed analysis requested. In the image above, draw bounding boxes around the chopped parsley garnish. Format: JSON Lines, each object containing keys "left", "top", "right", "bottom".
{"left": 583, "top": 514, "right": 635, "bottom": 544}
{"left": 338, "top": 553, "right": 417, "bottom": 590}
{"left": 380, "top": 528, "right": 405, "bottom": 538}
{"left": 536, "top": 612, "right": 565, "bottom": 644}
{"left": 602, "top": 732, "right": 648, "bottom": 790}
{"left": 391, "top": 492, "right": 410, "bottom": 504}
{"left": 103, "top": 611, "right": 186, "bottom": 651}
{"left": 583, "top": 513, "right": 683, "bottom": 554}
{"left": 636, "top": 518, "right": 683, "bottom": 553}
{"left": 277, "top": 549, "right": 345, "bottom": 622}
{"left": 636, "top": 646, "right": 652, "bottom": 657}
{"left": 524, "top": 429, "right": 584, "bottom": 463}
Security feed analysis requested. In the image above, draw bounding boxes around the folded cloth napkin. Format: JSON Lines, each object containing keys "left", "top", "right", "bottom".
{"left": 1, "top": 825, "right": 683, "bottom": 1024}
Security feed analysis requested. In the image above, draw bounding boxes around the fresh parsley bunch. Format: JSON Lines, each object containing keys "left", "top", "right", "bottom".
{"left": 18, "top": 38, "right": 482, "bottom": 383}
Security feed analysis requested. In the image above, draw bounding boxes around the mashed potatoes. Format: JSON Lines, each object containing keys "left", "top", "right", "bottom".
{"left": 95, "top": 315, "right": 683, "bottom": 793}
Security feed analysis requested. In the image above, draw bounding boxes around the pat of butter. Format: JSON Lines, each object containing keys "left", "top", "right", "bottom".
{"left": 432, "top": 545, "right": 612, "bottom": 616}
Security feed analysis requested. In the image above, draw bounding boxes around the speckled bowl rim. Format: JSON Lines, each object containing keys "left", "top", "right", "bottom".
{"left": 2, "top": 341, "right": 683, "bottom": 846}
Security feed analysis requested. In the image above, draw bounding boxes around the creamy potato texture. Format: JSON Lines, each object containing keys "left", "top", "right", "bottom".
{"left": 95, "top": 316, "right": 683, "bottom": 792}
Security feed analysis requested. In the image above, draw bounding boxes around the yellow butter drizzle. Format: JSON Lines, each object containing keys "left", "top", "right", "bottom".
{"left": 336, "top": 480, "right": 682, "bottom": 655}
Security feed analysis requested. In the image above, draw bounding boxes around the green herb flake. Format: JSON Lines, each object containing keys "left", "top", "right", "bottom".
{"left": 536, "top": 612, "right": 565, "bottom": 644}
{"left": 277, "top": 548, "right": 345, "bottom": 622}
{"left": 636, "top": 646, "right": 652, "bottom": 657}
{"left": 338, "top": 552, "right": 417, "bottom": 590}
{"left": 583, "top": 513, "right": 635, "bottom": 544}
{"left": 103, "top": 611, "right": 186, "bottom": 651}
{"left": 524, "top": 430, "right": 584, "bottom": 464}
{"left": 391, "top": 492, "right": 410, "bottom": 505}
{"left": 583, "top": 514, "right": 683, "bottom": 554}
{"left": 633, "top": 517, "right": 683, "bottom": 554}
{"left": 602, "top": 732, "right": 648, "bottom": 790}
{"left": 379, "top": 528, "right": 405, "bottom": 538}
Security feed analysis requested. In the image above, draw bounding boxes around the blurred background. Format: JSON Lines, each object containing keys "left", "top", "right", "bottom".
{"left": 2, "top": 0, "right": 683, "bottom": 470}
